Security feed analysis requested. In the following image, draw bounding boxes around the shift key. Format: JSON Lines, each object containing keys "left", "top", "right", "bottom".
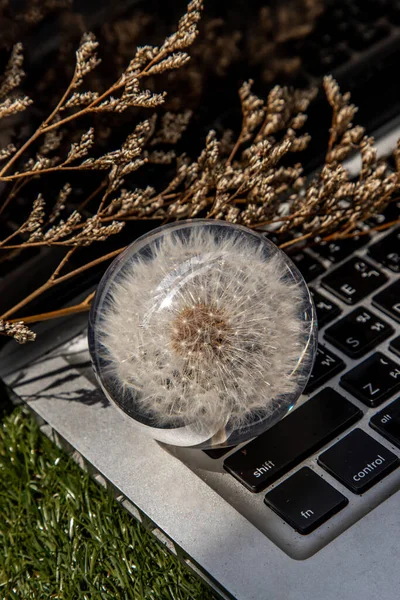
{"left": 224, "top": 389, "right": 362, "bottom": 492}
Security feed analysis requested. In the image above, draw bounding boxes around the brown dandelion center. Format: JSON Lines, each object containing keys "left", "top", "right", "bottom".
{"left": 171, "top": 303, "right": 231, "bottom": 357}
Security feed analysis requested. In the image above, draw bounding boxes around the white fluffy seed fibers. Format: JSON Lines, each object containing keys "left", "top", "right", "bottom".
{"left": 98, "top": 227, "right": 306, "bottom": 433}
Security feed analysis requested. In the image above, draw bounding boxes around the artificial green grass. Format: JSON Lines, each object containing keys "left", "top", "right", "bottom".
{"left": 0, "top": 406, "right": 215, "bottom": 600}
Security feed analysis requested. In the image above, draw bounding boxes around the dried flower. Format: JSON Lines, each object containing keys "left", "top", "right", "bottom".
{"left": 98, "top": 224, "right": 306, "bottom": 434}
{"left": 0, "top": 95, "right": 32, "bottom": 120}
{"left": 25, "top": 194, "right": 46, "bottom": 233}
{"left": 73, "top": 32, "right": 101, "bottom": 88}
{"left": 151, "top": 110, "right": 193, "bottom": 145}
{"left": 0, "top": 319, "right": 36, "bottom": 343}
{"left": 0, "top": 0, "right": 399, "bottom": 340}
{"left": 0, "top": 43, "right": 25, "bottom": 100}
{"left": 0, "top": 143, "right": 16, "bottom": 162}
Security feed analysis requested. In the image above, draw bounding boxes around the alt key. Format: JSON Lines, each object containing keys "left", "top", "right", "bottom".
{"left": 264, "top": 467, "right": 348, "bottom": 535}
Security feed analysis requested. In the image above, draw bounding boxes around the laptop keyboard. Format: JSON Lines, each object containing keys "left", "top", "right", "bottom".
{"left": 197, "top": 196, "right": 400, "bottom": 555}
{"left": 10, "top": 185, "right": 395, "bottom": 559}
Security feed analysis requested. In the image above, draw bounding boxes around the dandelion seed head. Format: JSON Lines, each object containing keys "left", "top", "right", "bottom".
{"left": 93, "top": 222, "right": 314, "bottom": 441}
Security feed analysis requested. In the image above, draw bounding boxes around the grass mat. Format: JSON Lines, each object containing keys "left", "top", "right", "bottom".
{"left": 0, "top": 406, "right": 215, "bottom": 600}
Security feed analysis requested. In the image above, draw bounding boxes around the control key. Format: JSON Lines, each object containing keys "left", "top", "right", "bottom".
{"left": 318, "top": 429, "right": 399, "bottom": 494}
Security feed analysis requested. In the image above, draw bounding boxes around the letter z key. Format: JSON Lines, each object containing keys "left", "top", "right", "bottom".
{"left": 341, "top": 352, "right": 400, "bottom": 407}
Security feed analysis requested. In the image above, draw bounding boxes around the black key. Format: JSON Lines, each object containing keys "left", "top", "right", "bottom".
{"left": 203, "top": 446, "right": 235, "bottom": 459}
{"left": 310, "top": 289, "right": 341, "bottom": 327}
{"left": 264, "top": 468, "right": 348, "bottom": 535}
{"left": 321, "top": 257, "right": 388, "bottom": 305}
{"left": 324, "top": 307, "right": 393, "bottom": 358}
{"left": 290, "top": 251, "right": 325, "bottom": 282}
{"left": 372, "top": 281, "right": 400, "bottom": 323}
{"left": 305, "top": 345, "right": 345, "bottom": 394}
{"left": 313, "top": 232, "right": 370, "bottom": 264}
{"left": 366, "top": 199, "right": 400, "bottom": 227}
{"left": 368, "top": 229, "right": 400, "bottom": 273}
{"left": 318, "top": 429, "right": 399, "bottom": 494}
{"left": 370, "top": 397, "right": 400, "bottom": 450}
{"left": 341, "top": 352, "right": 400, "bottom": 407}
{"left": 224, "top": 388, "right": 361, "bottom": 493}
{"left": 390, "top": 336, "right": 400, "bottom": 358}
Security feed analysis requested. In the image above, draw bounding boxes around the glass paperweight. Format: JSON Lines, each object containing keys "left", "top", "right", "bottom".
{"left": 88, "top": 220, "right": 317, "bottom": 449}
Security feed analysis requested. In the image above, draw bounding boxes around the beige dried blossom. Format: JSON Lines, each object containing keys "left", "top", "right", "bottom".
{"left": 238, "top": 80, "right": 265, "bottom": 143}
{"left": 25, "top": 194, "right": 46, "bottom": 233}
{"left": 39, "top": 128, "right": 64, "bottom": 155}
{"left": 0, "top": 143, "right": 16, "bottom": 162}
{"left": 145, "top": 52, "right": 191, "bottom": 76}
{"left": 0, "top": 95, "right": 32, "bottom": 120}
{"left": 65, "top": 127, "right": 95, "bottom": 163}
{"left": 71, "top": 216, "right": 124, "bottom": 246}
{"left": 73, "top": 32, "right": 101, "bottom": 88}
{"left": 48, "top": 183, "right": 72, "bottom": 224}
{"left": 0, "top": 43, "right": 25, "bottom": 100}
{"left": 63, "top": 91, "right": 100, "bottom": 109}
{"left": 0, "top": 319, "right": 36, "bottom": 343}
{"left": 151, "top": 110, "right": 193, "bottom": 145}
{"left": 42, "top": 210, "right": 82, "bottom": 242}
{"left": 162, "top": 0, "right": 203, "bottom": 53}
{"left": 105, "top": 186, "right": 156, "bottom": 217}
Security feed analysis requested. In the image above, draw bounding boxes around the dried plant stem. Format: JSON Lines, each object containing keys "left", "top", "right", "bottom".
{"left": 226, "top": 128, "right": 245, "bottom": 165}
{"left": 279, "top": 232, "right": 314, "bottom": 249}
{"left": 0, "top": 177, "right": 29, "bottom": 217}
{"left": 0, "top": 245, "right": 126, "bottom": 320}
{"left": 4, "top": 215, "right": 399, "bottom": 326}
{"left": 78, "top": 179, "right": 108, "bottom": 211}
{"left": 0, "top": 164, "right": 87, "bottom": 182}
{"left": 50, "top": 247, "right": 77, "bottom": 281}
{"left": 322, "top": 217, "right": 400, "bottom": 241}
{"left": 0, "top": 77, "right": 77, "bottom": 178}
{"left": 6, "top": 291, "right": 95, "bottom": 325}
{"left": 0, "top": 46, "right": 174, "bottom": 182}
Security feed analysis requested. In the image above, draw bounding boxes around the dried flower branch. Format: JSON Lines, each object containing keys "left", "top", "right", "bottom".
{"left": 0, "top": 0, "right": 203, "bottom": 183}
{"left": 0, "top": 0, "right": 399, "bottom": 342}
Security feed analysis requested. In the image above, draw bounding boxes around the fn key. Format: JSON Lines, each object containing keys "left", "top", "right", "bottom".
{"left": 265, "top": 468, "right": 348, "bottom": 535}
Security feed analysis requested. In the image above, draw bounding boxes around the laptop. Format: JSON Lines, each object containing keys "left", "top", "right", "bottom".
{"left": 1, "top": 2, "right": 400, "bottom": 598}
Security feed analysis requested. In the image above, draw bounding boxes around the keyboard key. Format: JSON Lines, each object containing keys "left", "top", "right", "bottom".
{"left": 203, "top": 446, "right": 235, "bottom": 459}
{"left": 390, "top": 336, "right": 400, "bottom": 358}
{"left": 321, "top": 257, "right": 388, "bottom": 305}
{"left": 324, "top": 307, "right": 393, "bottom": 358}
{"left": 264, "top": 467, "right": 348, "bottom": 535}
{"left": 370, "top": 397, "right": 400, "bottom": 450}
{"left": 368, "top": 229, "right": 400, "bottom": 272}
{"left": 372, "top": 281, "right": 400, "bottom": 323}
{"left": 318, "top": 429, "right": 399, "bottom": 494}
{"left": 223, "top": 388, "right": 361, "bottom": 493}
{"left": 341, "top": 352, "right": 400, "bottom": 407}
{"left": 310, "top": 289, "right": 341, "bottom": 327}
{"left": 305, "top": 345, "right": 345, "bottom": 394}
{"left": 313, "top": 232, "right": 370, "bottom": 263}
{"left": 366, "top": 200, "right": 400, "bottom": 227}
{"left": 290, "top": 251, "right": 325, "bottom": 282}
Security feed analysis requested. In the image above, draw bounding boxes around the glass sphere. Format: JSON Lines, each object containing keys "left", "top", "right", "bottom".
{"left": 88, "top": 220, "right": 317, "bottom": 449}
